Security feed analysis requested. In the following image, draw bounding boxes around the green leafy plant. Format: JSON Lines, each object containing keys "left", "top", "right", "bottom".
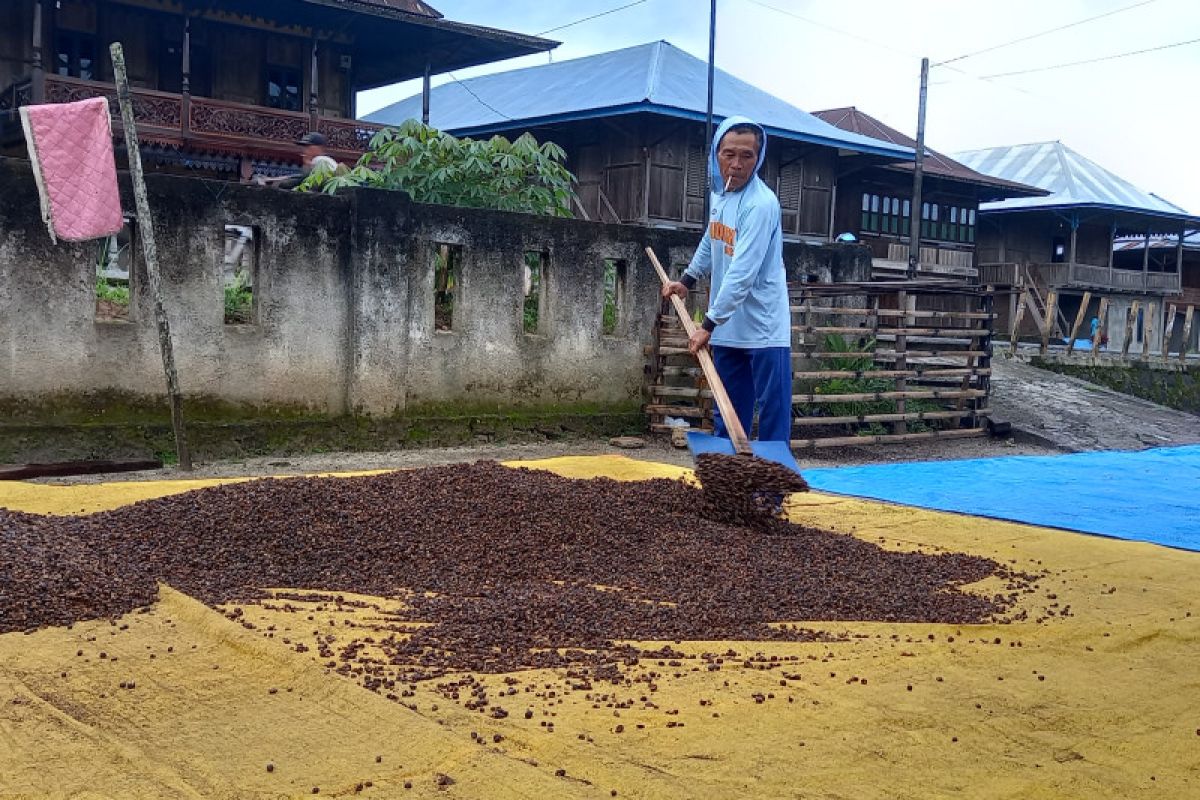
{"left": 95, "top": 275, "right": 130, "bottom": 306}
{"left": 523, "top": 251, "right": 542, "bottom": 334}
{"left": 297, "top": 121, "right": 577, "bottom": 218}
{"left": 224, "top": 270, "right": 254, "bottom": 324}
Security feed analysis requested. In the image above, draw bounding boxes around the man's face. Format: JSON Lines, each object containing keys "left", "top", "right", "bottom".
{"left": 301, "top": 144, "right": 322, "bottom": 167}
{"left": 717, "top": 130, "right": 759, "bottom": 192}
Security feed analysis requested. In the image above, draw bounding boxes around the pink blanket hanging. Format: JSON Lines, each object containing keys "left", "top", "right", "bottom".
{"left": 20, "top": 96, "right": 123, "bottom": 243}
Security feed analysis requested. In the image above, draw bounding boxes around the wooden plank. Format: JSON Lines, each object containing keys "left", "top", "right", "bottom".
{"left": 873, "top": 349, "right": 989, "bottom": 360}
{"left": 1161, "top": 304, "right": 1178, "bottom": 360}
{"left": 1179, "top": 305, "right": 1195, "bottom": 363}
{"left": 651, "top": 386, "right": 712, "bottom": 398}
{"left": 792, "top": 409, "right": 990, "bottom": 427}
{"left": 793, "top": 389, "right": 987, "bottom": 403}
{"left": 643, "top": 404, "right": 707, "bottom": 418}
{"left": 1040, "top": 289, "right": 1058, "bottom": 355}
{"left": 792, "top": 368, "right": 991, "bottom": 380}
{"left": 1141, "top": 303, "right": 1155, "bottom": 361}
{"left": 789, "top": 306, "right": 995, "bottom": 321}
{"left": 1121, "top": 300, "right": 1140, "bottom": 360}
{"left": 1065, "top": 290, "right": 1092, "bottom": 356}
{"left": 794, "top": 325, "right": 989, "bottom": 338}
{"left": 791, "top": 428, "right": 987, "bottom": 448}
{"left": 1091, "top": 296, "right": 1110, "bottom": 352}
{"left": 0, "top": 459, "right": 163, "bottom": 481}
{"left": 650, "top": 423, "right": 714, "bottom": 435}
{"left": 1010, "top": 290, "right": 1029, "bottom": 351}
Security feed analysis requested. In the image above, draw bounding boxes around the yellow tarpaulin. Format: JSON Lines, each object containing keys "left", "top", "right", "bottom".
{"left": 2, "top": 455, "right": 1197, "bottom": 798}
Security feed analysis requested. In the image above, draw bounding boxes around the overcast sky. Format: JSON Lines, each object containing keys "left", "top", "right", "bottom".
{"left": 359, "top": 0, "right": 1199, "bottom": 214}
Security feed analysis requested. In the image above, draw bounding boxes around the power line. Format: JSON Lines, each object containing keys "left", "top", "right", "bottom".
{"left": 741, "top": 0, "right": 920, "bottom": 61}
{"left": 933, "top": 0, "right": 1158, "bottom": 67}
{"left": 446, "top": 72, "right": 514, "bottom": 121}
{"left": 534, "top": 0, "right": 649, "bottom": 37}
{"left": 978, "top": 35, "right": 1200, "bottom": 79}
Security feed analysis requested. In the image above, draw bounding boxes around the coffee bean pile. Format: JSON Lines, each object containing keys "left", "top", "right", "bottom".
{"left": 693, "top": 453, "right": 810, "bottom": 530}
{"left": 1, "top": 462, "right": 1030, "bottom": 675}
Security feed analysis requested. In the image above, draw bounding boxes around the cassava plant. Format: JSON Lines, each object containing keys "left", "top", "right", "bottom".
{"left": 298, "top": 120, "right": 576, "bottom": 218}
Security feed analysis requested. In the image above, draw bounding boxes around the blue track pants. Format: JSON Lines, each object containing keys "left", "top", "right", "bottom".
{"left": 709, "top": 345, "right": 793, "bottom": 442}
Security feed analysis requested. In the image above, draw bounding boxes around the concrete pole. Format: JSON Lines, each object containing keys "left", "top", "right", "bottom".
{"left": 111, "top": 43, "right": 192, "bottom": 471}
{"left": 907, "top": 57, "right": 929, "bottom": 280}
{"left": 703, "top": 0, "right": 716, "bottom": 222}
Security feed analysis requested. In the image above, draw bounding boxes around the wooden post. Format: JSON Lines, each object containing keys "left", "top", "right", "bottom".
{"left": 1065, "top": 291, "right": 1091, "bottom": 355}
{"left": 1177, "top": 227, "right": 1186, "bottom": 291}
{"left": 1091, "top": 297, "right": 1109, "bottom": 353}
{"left": 907, "top": 57, "right": 929, "bottom": 280}
{"left": 180, "top": 12, "right": 191, "bottom": 136}
{"left": 31, "top": 0, "right": 45, "bottom": 102}
{"left": 1068, "top": 214, "right": 1078, "bottom": 280}
{"left": 894, "top": 289, "right": 909, "bottom": 434}
{"left": 1141, "top": 302, "right": 1155, "bottom": 361}
{"left": 1010, "top": 290, "right": 1029, "bottom": 352}
{"left": 110, "top": 43, "right": 192, "bottom": 471}
{"left": 308, "top": 37, "right": 319, "bottom": 130}
{"left": 1107, "top": 221, "right": 1116, "bottom": 285}
{"left": 1162, "top": 303, "right": 1177, "bottom": 360}
{"left": 1120, "top": 300, "right": 1140, "bottom": 360}
{"left": 421, "top": 61, "right": 431, "bottom": 125}
{"left": 702, "top": 0, "right": 716, "bottom": 222}
{"left": 1179, "top": 305, "right": 1195, "bottom": 364}
{"left": 1040, "top": 289, "right": 1057, "bottom": 354}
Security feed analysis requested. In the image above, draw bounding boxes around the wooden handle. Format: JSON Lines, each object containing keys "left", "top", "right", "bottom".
{"left": 646, "top": 247, "right": 752, "bottom": 455}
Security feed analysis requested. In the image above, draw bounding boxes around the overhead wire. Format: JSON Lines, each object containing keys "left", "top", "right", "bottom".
{"left": 933, "top": 0, "right": 1159, "bottom": 66}
{"left": 976, "top": 35, "right": 1200, "bottom": 79}
{"left": 534, "top": 0, "right": 649, "bottom": 37}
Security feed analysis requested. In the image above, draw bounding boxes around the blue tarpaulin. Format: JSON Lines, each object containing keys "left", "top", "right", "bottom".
{"left": 803, "top": 445, "right": 1200, "bottom": 551}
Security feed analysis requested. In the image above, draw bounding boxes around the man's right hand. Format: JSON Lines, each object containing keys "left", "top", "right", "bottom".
{"left": 662, "top": 281, "right": 688, "bottom": 299}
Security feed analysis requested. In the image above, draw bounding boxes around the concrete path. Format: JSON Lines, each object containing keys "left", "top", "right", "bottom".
{"left": 990, "top": 355, "right": 1200, "bottom": 452}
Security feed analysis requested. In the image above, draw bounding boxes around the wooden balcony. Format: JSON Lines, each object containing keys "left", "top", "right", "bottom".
{"left": 13, "top": 75, "right": 387, "bottom": 163}
{"left": 871, "top": 242, "right": 978, "bottom": 280}
{"left": 978, "top": 261, "right": 1182, "bottom": 295}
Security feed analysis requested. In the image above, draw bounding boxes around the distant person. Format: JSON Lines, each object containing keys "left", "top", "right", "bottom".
{"left": 1089, "top": 316, "right": 1099, "bottom": 343}
{"left": 256, "top": 132, "right": 340, "bottom": 189}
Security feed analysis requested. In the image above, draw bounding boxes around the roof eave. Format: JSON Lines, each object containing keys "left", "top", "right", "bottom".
{"left": 978, "top": 202, "right": 1200, "bottom": 227}
{"left": 442, "top": 103, "right": 914, "bottom": 161}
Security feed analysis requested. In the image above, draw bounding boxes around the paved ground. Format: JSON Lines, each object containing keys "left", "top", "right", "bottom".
{"left": 989, "top": 354, "right": 1200, "bottom": 452}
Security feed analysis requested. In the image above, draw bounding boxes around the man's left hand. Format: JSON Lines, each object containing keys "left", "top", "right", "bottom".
{"left": 688, "top": 328, "right": 711, "bottom": 354}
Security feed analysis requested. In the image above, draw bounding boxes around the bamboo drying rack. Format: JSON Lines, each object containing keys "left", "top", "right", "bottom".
{"left": 645, "top": 279, "right": 996, "bottom": 448}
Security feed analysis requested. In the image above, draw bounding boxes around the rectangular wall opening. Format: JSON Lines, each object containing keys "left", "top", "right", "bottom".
{"left": 433, "top": 243, "right": 462, "bottom": 332}
{"left": 223, "top": 224, "right": 257, "bottom": 325}
{"left": 523, "top": 250, "right": 548, "bottom": 335}
{"left": 95, "top": 217, "right": 135, "bottom": 322}
{"left": 602, "top": 258, "right": 627, "bottom": 336}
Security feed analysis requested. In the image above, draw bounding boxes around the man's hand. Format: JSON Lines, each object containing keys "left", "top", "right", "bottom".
{"left": 688, "top": 328, "right": 711, "bottom": 354}
{"left": 662, "top": 281, "right": 688, "bottom": 299}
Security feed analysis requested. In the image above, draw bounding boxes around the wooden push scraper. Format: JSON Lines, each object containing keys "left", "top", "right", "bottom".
{"left": 646, "top": 247, "right": 807, "bottom": 527}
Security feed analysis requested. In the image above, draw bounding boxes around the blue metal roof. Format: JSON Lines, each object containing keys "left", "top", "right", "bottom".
{"left": 953, "top": 141, "right": 1197, "bottom": 221}
{"left": 364, "top": 40, "right": 913, "bottom": 160}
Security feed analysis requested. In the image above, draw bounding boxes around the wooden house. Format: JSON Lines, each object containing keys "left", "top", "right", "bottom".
{"left": 812, "top": 107, "right": 1044, "bottom": 282}
{"left": 365, "top": 41, "right": 914, "bottom": 242}
{"left": 954, "top": 141, "right": 1200, "bottom": 352}
{"left": 0, "top": 0, "right": 554, "bottom": 177}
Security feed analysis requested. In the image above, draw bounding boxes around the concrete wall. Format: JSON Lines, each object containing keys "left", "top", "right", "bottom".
{"left": 0, "top": 160, "right": 871, "bottom": 417}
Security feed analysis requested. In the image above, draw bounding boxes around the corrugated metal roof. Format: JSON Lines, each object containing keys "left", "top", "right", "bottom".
{"left": 813, "top": 106, "right": 1044, "bottom": 200}
{"left": 364, "top": 41, "right": 913, "bottom": 160}
{"left": 953, "top": 141, "right": 1192, "bottom": 217}
{"left": 348, "top": 0, "right": 442, "bottom": 18}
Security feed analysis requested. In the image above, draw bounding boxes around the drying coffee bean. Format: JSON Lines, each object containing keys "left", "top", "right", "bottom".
{"left": 0, "top": 462, "right": 1028, "bottom": 680}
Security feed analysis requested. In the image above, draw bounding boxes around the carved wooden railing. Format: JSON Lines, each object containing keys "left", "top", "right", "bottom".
{"left": 0, "top": 78, "right": 32, "bottom": 112}
{"left": 37, "top": 75, "right": 384, "bottom": 156}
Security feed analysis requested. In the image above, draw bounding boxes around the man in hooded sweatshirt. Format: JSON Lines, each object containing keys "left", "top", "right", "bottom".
{"left": 661, "top": 116, "right": 792, "bottom": 443}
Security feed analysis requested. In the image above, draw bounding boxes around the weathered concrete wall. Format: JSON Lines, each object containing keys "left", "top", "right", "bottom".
{"left": 0, "top": 159, "right": 870, "bottom": 420}
{"left": 1031, "top": 355, "right": 1200, "bottom": 415}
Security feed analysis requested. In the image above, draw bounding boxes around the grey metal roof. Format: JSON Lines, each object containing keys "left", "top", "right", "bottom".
{"left": 364, "top": 40, "right": 913, "bottom": 160}
{"left": 953, "top": 141, "right": 1193, "bottom": 218}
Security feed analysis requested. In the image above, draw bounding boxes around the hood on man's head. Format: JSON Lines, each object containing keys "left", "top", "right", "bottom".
{"left": 709, "top": 115, "right": 767, "bottom": 196}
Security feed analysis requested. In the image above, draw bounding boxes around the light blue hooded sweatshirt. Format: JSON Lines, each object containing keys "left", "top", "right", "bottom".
{"left": 683, "top": 116, "right": 790, "bottom": 349}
